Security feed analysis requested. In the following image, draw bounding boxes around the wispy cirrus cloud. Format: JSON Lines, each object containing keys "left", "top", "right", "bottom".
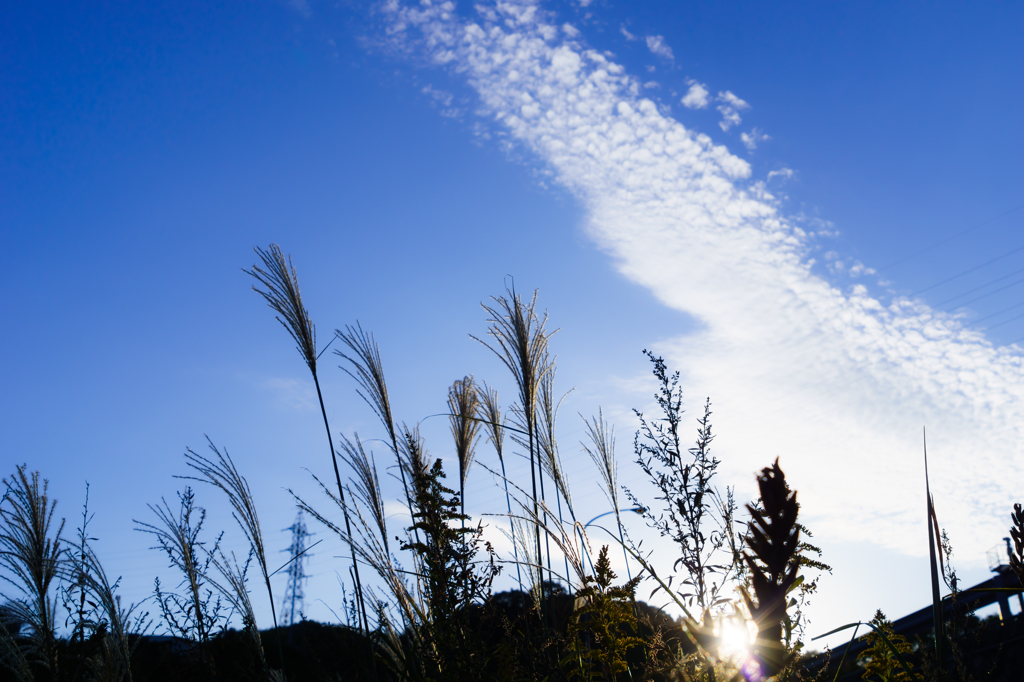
{"left": 377, "top": 0, "right": 1024, "bottom": 565}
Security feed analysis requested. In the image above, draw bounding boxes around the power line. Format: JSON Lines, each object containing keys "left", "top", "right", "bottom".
{"left": 910, "top": 244, "right": 1024, "bottom": 297}
{"left": 985, "top": 310, "right": 1024, "bottom": 332}
{"left": 933, "top": 265, "right": 1024, "bottom": 308}
{"left": 943, "top": 276, "right": 1024, "bottom": 311}
{"left": 878, "top": 201, "right": 1024, "bottom": 271}
{"left": 971, "top": 300, "right": 1024, "bottom": 327}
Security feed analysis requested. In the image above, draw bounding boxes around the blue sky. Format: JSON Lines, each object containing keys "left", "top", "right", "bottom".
{"left": 2, "top": 0, "right": 1023, "bottom": 647}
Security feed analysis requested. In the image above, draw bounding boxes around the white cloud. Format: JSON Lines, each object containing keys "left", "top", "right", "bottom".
{"left": 620, "top": 25, "right": 637, "bottom": 41}
{"left": 645, "top": 35, "right": 674, "bottom": 60}
{"left": 719, "top": 90, "right": 750, "bottom": 109}
{"left": 716, "top": 90, "right": 750, "bottom": 131}
{"left": 767, "top": 167, "right": 794, "bottom": 183}
{"left": 740, "top": 127, "right": 770, "bottom": 150}
{"left": 681, "top": 82, "right": 709, "bottom": 109}
{"left": 379, "top": 0, "right": 1024, "bottom": 573}
{"left": 849, "top": 261, "right": 877, "bottom": 278}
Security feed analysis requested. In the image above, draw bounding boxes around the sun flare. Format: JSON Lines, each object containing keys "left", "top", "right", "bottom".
{"left": 716, "top": 616, "right": 754, "bottom": 663}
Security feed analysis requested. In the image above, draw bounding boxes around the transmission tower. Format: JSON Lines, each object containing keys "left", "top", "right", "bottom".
{"left": 281, "top": 509, "right": 313, "bottom": 627}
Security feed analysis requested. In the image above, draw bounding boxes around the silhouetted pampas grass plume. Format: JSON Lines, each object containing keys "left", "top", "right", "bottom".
{"left": 477, "top": 382, "right": 523, "bottom": 589}
{"left": 336, "top": 324, "right": 424, "bottom": 558}
{"left": 472, "top": 286, "right": 554, "bottom": 612}
{"left": 338, "top": 434, "right": 389, "bottom": 554}
{"left": 537, "top": 372, "right": 572, "bottom": 516}
{"left": 205, "top": 549, "right": 270, "bottom": 680}
{"left": 448, "top": 376, "right": 481, "bottom": 522}
{"left": 741, "top": 458, "right": 800, "bottom": 678}
{"left": 582, "top": 409, "right": 630, "bottom": 579}
{"left": 0, "top": 466, "right": 64, "bottom": 681}
{"left": 246, "top": 244, "right": 369, "bottom": 633}
{"left": 181, "top": 438, "right": 282, "bottom": 673}
{"left": 245, "top": 244, "right": 317, "bottom": 375}
{"left": 537, "top": 370, "right": 577, "bottom": 586}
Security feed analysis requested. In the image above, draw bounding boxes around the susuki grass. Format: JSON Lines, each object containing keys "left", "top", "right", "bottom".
{"left": 247, "top": 245, "right": 370, "bottom": 634}
{"left": 0, "top": 467, "right": 65, "bottom": 680}
{"left": 3, "top": 243, "right": 1023, "bottom": 682}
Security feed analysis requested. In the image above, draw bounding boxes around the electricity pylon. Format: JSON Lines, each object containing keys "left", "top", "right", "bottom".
{"left": 281, "top": 509, "right": 313, "bottom": 627}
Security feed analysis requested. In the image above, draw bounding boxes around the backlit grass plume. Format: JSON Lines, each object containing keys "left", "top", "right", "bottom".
{"left": 247, "top": 245, "right": 369, "bottom": 632}
{"left": 582, "top": 409, "right": 629, "bottom": 579}
{"left": 245, "top": 244, "right": 317, "bottom": 375}
{"left": 338, "top": 433, "right": 389, "bottom": 554}
{"left": 205, "top": 549, "right": 269, "bottom": 680}
{"left": 472, "top": 285, "right": 555, "bottom": 609}
{"left": 538, "top": 370, "right": 573, "bottom": 520}
{"left": 0, "top": 466, "right": 65, "bottom": 678}
{"left": 336, "top": 324, "right": 421, "bottom": 552}
{"left": 477, "top": 382, "right": 522, "bottom": 589}
{"left": 181, "top": 438, "right": 282, "bottom": 668}
{"left": 741, "top": 458, "right": 800, "bottom": 678}
{"left": 538, "top": 370, "right": 577, "bottom": 585}
{"left": 448, "top": 375, "right": 481, "bottom": 521}
{"left": 336, "top": 324, "right": 399, "bottom": 448}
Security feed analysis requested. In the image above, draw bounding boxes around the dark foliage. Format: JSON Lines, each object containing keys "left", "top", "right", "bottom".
{"left": 741, "top": 458, "right": 800, "bottom": 678}
{"left": 626, "top": 352, "right": 739, "bottom": 612}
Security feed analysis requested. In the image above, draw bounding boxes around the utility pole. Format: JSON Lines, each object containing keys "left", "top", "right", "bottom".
{"left": 281, "top": 509, "right": 313, "bottom": 627}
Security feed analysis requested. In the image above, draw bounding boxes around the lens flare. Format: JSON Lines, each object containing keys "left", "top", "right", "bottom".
{"left": 716, "top": 616, "right": 751, "bottom": 662}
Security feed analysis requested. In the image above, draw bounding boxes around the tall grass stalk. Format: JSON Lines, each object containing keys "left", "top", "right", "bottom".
{"left": 488, "top": 464, "right": 588, "bottom": 591}
{"left": 293, "top": 471, "right": 430, "bottom": 679}
{"left": 472, "top": 286, "right": 555, "bottom": 611}
{"left": 64, "top": 484, "right": 147, "bottom": 682}
{"left": 507, "top": 518, "right": 544, "bottom": 601}
{"left": 71, "top": 542, "right": 147, "bottom": 682}
{"left": 338, "top": 434, "right": 389, "bottom": 555}
{"left": 537, "top": 370, "right": 575, "bottom": 588}
{"left": 447, "top": 376, "right": 481, "bottom": 526}
{"left": 205, "top": 549, "right": 270, "bottom": 680}
{"left": 0, "top": 466, "right": 64, "bottom": 681}
{"left": 246, "top": 244, "right": 369, "bottom": 633}
{"left": 0, "top": 613, "right": 33, "bottom": 682}
{"left": 180, "top": 438, "right": 283, "bottom": 671}
{"left": 581, "top": 409, "right": 630, "bottom": 581}
{"left": 336, "top": 324, "right": 419, "bottom": 549}
{"left": 476, "top": 383, "right": 522, "bottom": 590}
